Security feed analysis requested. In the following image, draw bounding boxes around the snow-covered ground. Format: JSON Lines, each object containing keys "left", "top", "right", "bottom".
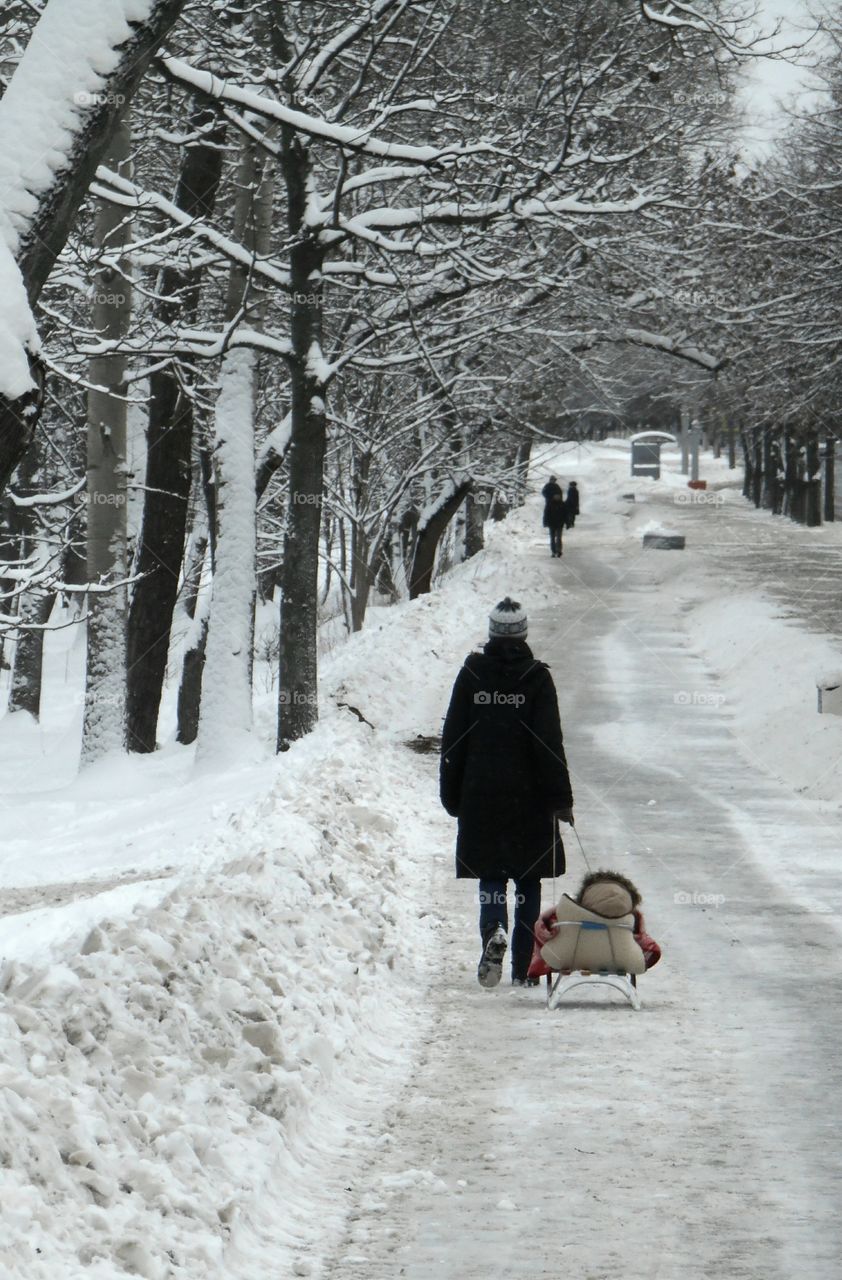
{"left": 2, "top": 439, "right": 842, "bottom": 1277}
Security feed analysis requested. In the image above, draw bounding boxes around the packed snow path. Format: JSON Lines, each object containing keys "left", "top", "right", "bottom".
{"left": 323, "top": 524, "right": 842, "bottom": 1279}
{"left": 646, "top": 484, "right": 842, "bottom": 642}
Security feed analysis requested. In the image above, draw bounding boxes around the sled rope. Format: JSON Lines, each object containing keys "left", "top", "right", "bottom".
{"left": 572, "top": 822, "right": 593, "bottom": 872}
{"left": 550, "top": 819, "right": 591, "bottom": 901}
{"left": 552, "top": 817, "right": 593, "bottom": 907}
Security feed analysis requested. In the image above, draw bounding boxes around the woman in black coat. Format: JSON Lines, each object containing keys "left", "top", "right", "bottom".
{"left": 543, "top": 492, "right": 567, "bottom": 557}
{"left": 541, "top": 476, "right": 567, "bottom": 557}
{"left": 439, "top": 597, "right": 574, "bottom": 987}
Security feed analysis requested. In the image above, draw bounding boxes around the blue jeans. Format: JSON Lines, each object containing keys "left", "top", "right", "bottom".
{"left": 479, "top": 878, "right": 541, "bottom": 981}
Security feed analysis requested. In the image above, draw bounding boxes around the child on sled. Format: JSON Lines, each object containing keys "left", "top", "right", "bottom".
{"left": 527, "top": 869, "right": 661, "bottom": 981}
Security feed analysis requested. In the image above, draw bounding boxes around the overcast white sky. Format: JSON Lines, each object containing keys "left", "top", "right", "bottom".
{"left": 739, "top": 0, "right": 825, "bottom": 151}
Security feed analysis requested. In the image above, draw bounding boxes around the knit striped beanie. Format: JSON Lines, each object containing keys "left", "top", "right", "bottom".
{"left": 488, "top": 597, "right": 528, "bottom": 639}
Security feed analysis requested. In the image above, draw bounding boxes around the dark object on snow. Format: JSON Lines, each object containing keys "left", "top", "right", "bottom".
{"left": 439, "top": 635, "right": 572, "bottom": 880}
{"left": 406, "top": 734, "right": 442, "bottom": 754}
{"left": 643, "top": 533, "right": 685, "bottom": 549}
{"left": 337, "top": 701, "right": 374, "bottom": 727}
{"left": 622, "top": 493, "right": 636, "bottom": 501}
{"left": 631, "top": 441, "right": 662, "bottom": 478}
{"left": 565, "top": 482, "right": 579, "bottom": 527}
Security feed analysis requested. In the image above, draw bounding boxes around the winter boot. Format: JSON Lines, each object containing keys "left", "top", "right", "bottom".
{"left": 478, "top": 924, "right": 508, "bottom": 989}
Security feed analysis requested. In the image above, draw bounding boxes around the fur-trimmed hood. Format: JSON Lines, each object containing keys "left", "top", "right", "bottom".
{"left": 577, "top": 869, "right": 642, "bottom": 918}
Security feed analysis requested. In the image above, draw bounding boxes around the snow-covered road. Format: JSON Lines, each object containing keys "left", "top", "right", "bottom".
{"left": 322, "top": 508, "right": 842, "bottom": 1279}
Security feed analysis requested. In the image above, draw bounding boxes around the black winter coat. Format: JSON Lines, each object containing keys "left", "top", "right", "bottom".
{"left": 565, "top": 483, "right": 580, "bottom": 516}
{"left": 439, "top": 639, "right": 573, "bottom": 880}
{"left": 543, "top": 493, "right": 568, "bottom": 529}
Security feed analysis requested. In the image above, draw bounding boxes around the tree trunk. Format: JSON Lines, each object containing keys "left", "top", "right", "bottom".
{"left": 175, "top": 532, "right": 208, "bottom": 745}
{"left": 490, "top": 443, "right": 517, "bottom": 521}
{"left": 277, "top": 132, "right": 328, "bottom": 750}
{"left": 769, "top": 438, "right": 784, "bottom": 514}
{"left": 761, "top": 429, "right": 774, "bottom": 509}
{"left": 398, "top": 505, "right": 419, "bottom": 579}
{"left": 409, "top": 479, "right": 473, "bottom": 599}
{"left": 7, "top": 591, "right": 54, "bottom": 718}
{"left": 464, "top": 490, "right": 488, "bottom": 559}
{"left": 728, "top": 416, "right": 737, "bottom": 470}
{"left": 740, "top": 431, "right": 752, "bottom": 499}
{"left": 177, "top": 614, "right": 208, "bottom": 746}
{"left": 196, "top": 132, "right": 272, "bottom": 762}
{"left": 196, "top": 348, "right": 258, "bottom": 758}
{"left": 1, "top": 492, "right": 23, "bottom": 671}
{"left": 824, "top": 436, "right": 836, "bottom": 523}
{"left": 81, "top": 117, "right": 132, "bottom": 765}
{"left": 791, "top": 439, "right": 807, "bottom": 524}
{"left": 751, "top": 429, "right": 763, "bottom": 508}
{"left": 126, "top": 111, "right": 224, "bottom": 752}
{"left": 806, "top": 433, "right": 822, "bottom": 527}
{"left": 514, "top": 436, "right": 532, "bottom": 505}
{"left": 782, "top": 430, "right": 797, "bottom": 517}
{"left": 374, "top": 536, "right": 400, "bottom": 602}
{"left": 349, "top": 556, "right": 374, "bottom": 633}
{"left": 4, "top": 420, "right": 59, "bottom": 703}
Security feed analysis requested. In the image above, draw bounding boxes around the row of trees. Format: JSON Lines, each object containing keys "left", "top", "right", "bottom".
{"left": 0, "top": 0, "right": 783, "bottom": 766}
{"left": 626, "top": 7, "right": 842, "bottom": 529}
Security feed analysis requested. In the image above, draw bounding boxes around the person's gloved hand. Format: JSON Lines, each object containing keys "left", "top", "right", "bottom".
{"left": 555, "top": 808, "right": 574, "bottom": 826}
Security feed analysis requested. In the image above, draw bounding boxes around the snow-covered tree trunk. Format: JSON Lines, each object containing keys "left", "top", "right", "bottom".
{"left": 196, "top": 138, "right": 272, "bottom": 762}
{"left": 409, "top": 478, "right": 473, "bottom": 599}
{"left": 81, "top": 117, "right": 132, "bottom": 765}
{"left": 195, "top": 348, "right": 257, "bottom": 761}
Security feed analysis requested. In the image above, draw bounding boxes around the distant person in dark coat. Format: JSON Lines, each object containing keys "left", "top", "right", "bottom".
{"left": 543, "top": 490, "right": 567, "bottom": 557}
{"left": 439, "top": 597, "right": 574, "bottom": 988}
{"left": 542, "top": 476, "right": 563, "bottom": 504}
{"left": 565, "top": 481, "right": 580, "bottom": 527}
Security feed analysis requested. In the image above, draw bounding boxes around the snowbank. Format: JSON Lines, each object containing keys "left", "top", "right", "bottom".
{"left": 0, "top": 722, "right": 439, "bottom": 1278}
{"left": 687, "top": 593, "right": 842, "bottom": 803}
